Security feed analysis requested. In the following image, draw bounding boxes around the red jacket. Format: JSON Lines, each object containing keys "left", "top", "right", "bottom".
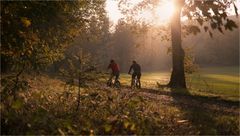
{"left": 108, "top": 62, "right": 120, "bottom": 73}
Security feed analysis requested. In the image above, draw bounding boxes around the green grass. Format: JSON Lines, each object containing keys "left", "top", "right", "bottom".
{"left": 120, "top": 72, "right": 170, "bottom": 88}
{"left": 188, "top": 66, "right": 239, "bottom": 101}
{"left": 119, "top": 66, "right": 239, "bottom": 101}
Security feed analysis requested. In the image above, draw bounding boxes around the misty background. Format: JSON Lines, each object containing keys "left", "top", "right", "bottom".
{"left": 55, "top": 16, "right": 239, "bottom": 73}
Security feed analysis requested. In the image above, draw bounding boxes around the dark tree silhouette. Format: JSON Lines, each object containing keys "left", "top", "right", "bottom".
{"left": 1, "top": 1, "right": 106, "bottom": 73}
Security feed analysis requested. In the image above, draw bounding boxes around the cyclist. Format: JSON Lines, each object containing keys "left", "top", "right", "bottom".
{"left": 128, "top": 60, "right": 141, "bottom": 88}
{"left": 107, "top": 59, "right": 120, "bottom": 84}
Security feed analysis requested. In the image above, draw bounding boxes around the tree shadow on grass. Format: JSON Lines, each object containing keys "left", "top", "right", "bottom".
{"left": 140, "top": 86, "right": 239, "bottom": 108}
{"left": 139, "top": 86, "right": 239, "bottom": 135}
{"left": 170, "top": 88, "right": 218, "bottom": 134}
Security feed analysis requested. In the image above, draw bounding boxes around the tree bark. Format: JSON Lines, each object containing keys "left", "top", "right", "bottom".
{"left": 168, "top": 0, "right": 186, "bottom": 88}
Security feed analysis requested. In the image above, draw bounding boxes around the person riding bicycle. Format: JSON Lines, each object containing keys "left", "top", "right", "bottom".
{"left": 107, "top": 59, "right": 120, "bottom": 84}
{"left": 128, "top": 60, "right": 141, "bottom": 88}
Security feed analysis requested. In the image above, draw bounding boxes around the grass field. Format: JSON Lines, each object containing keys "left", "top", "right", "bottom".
{"left": 119, "top": 66, "right": 239, "bottom": 101}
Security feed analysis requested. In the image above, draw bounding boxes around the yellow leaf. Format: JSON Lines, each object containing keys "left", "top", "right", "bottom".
{"left": 11, "top": 99, "right": 24, "bottom": 109}
{"left": 58, "top": 128, "right": 65, "bottom": 136}
{"left": 21, "top": 17, "right": 31, "bottom": 27}
{"left": 130, "top": 124, "right": 136, "bottom": 131}
{"left": 124, "top": 121, "right": 130, "bottom": 128}
{"left": 27, "top": 50, "right": 32, "bottom": 55}
{"left": 104, "top": 124, "right": 112, "bottom": 132}
{"left": 177, "top": 120, "right": 188, "bottom": 123}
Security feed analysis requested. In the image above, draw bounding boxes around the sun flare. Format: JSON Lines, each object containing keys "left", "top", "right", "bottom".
{"left": 106, "top": 0, "right": 176, "bottom": 26}
{"left": 154, "top": 1, "right": 175, "bottom": 23}
{"left": 106, "top": 0, "right": 122, "bottom": 24}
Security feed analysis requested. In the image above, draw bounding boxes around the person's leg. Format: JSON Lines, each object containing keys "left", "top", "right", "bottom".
{"left": 137, "top": 73, "right": 141, "bottom": 88}
{"left": 131, "top": 73, "right": 136, "bottom": 88}
{"left": 114, "top": 72, "right": 119, "bottom": 84}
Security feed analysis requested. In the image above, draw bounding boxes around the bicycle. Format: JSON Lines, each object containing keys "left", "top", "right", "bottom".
{"left": 105, "top": 71, "right": 121, "bottom": 88}
{"left": 107, "top": 78, "right": 121, "bottom": 88}
{"left": 130, "top": 74, "right": 141, "bottom": 90}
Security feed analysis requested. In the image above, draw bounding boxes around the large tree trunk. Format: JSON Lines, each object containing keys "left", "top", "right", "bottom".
{"left": 168, "top": 0, "right": 186, "bottom": 88}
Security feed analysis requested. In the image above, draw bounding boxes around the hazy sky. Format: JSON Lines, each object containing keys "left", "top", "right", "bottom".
{"left": 105, "top": 0, "right": 175, "bottom": 25}
{"left": 106, "top": 0, "right": 240, "bottom": 25}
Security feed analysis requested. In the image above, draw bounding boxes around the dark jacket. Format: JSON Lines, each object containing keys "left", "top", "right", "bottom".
{"left": 129, "top": 63, "right": 141, "bottom": 74}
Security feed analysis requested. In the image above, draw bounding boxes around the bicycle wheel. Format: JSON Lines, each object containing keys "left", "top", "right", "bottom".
{"left": 115, "top": 80, "right": 121, "bottom": 88}
{"left": 136, "top": 79, "right": 141, "bottom": 89}
{"left": 107, "top": 80, "right": 112, "bottom": 87}
{"left": 131, "top": 79, "right": 136, "bottom": 90}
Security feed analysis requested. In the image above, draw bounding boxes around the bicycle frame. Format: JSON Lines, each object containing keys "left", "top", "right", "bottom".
{"left": 131, "top": 76, "right": 140, "bottom": 89}
{"left": 107, "top": 77, "right": 121, "bottom": 88}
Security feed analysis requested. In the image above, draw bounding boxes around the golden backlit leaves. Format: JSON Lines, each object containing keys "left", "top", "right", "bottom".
{"left": 1, "top": 30, "right": 40, "bottom": 58}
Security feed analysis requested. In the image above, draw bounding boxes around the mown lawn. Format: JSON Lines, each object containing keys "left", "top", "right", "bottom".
{"left": 119, "top": 66, "right": 239, "bottom": 101}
